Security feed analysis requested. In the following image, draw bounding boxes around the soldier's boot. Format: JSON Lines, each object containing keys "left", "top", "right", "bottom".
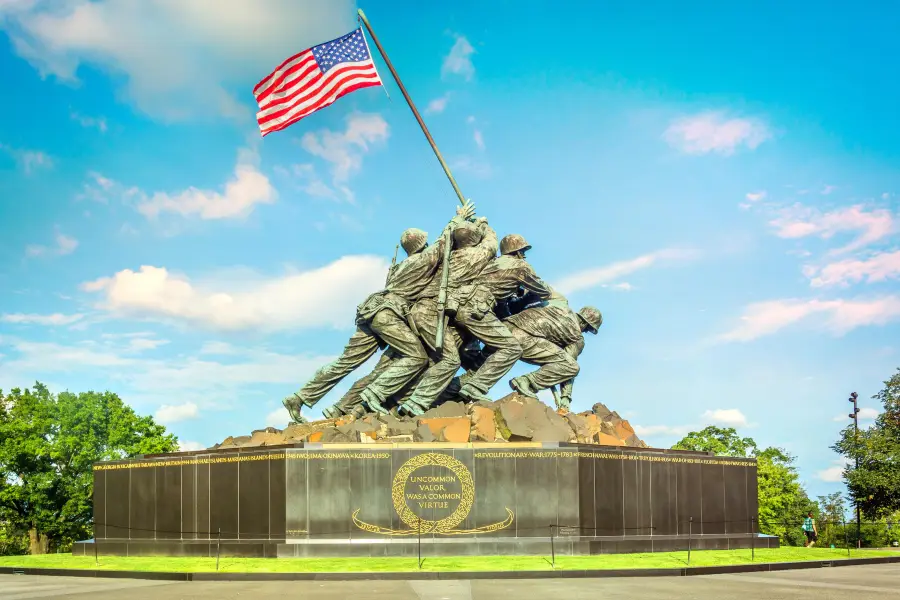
{"left": 361, "top": 388, "right": 390, "bottom": 415}
{"left": 457, "top": 383, "right": 492, "bottom": 404}
{"left": 398, "top": 398, "right": 428, "bottom": 417}
{"left": 350, "top": 404, "right": 369, "bottom": 419}
{"left": 283, "top": 393, "right": 315, "bottom": 424}
{"left": 509, "top": 375, "right": 539, "bottom": 400}
{"left": 321, "top": 405, "right": 343, "bottom": 420}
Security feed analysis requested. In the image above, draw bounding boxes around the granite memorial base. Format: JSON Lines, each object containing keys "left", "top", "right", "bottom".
{"left": 73, "top": 442, "right": 778, "bottom": 558}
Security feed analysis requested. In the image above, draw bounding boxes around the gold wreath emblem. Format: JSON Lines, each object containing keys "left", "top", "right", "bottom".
{"left": 392, "top": 452, "right": 474, "bottom": 534}
{"left": 351, "top": 451, "right": 514, "bottom": 536}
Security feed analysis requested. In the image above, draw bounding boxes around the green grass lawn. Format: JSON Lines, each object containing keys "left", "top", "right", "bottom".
{"left": 0, "top": 547, "right": 894, "bottom": 573}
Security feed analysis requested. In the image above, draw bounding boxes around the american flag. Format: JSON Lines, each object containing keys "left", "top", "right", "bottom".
{"left": 254, "top": 28, "right": 383, "bottom": 137}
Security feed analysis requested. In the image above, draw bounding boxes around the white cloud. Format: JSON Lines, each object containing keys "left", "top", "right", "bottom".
{"left": 555, "top": 248, "right": 699, "bottom": 295}
{"left": 127, "top": 337, "right": 169, "bottom": 351}
{"left": 0, "top": 0, "right": 354, "bottom": 121}
{"left": 817, "top": 457, "right": 851, "bottom": 482}
{"left": 607, "top": 282, "right": 633, "bottom": 292}
{"left": 425, "top": 94, "right": 450, "bottom": 114}
{"left": 473, "top": 128, "right": 485, "bottom": 150}
{"left": 663, "top": 112, "right": 771, "bottom": 155}
{"left": 0, "top": 312, "right": 85, "bottom": 326}
{"left": 768, "top": 203, "right": 894, "bottom": 255}
{"left": 178, "top": 440, "right": 205, "bottom": 452}
{"left": 882, "top": 192, "right": 891, "bottom": 200}
{"left": 299, "top": 112, "right": 389, "bottom": 202}
{"left": 633, "top": 424, "right": 695, "bottom": 437}
{"left": 1, "top": 142, "right": 53, "bottom": 174}
{"left": 805, "top": 250, "right": 900, "bottom": 288}
{"left": 451, "top": 155, "right": 492, "bottom": 178}
{"left": 70, "top": 110, "right": 107, "bottom": 132}
{"left": 25, "top": 232, "right": 78, "bottom": 257}
{"left": 76, "top": 171, "right": 130, "bottom": 204}
{"left": 200, "top": 341, "right": 237, "bottom": 355}
{"left": 0, "top": 334, "right": 335, "bottom": 416}
{"left": 137, "top": 147, "right": 276, "bottom": 220}
{"left": 155, "top": 402, "right": 199, "bottom": 423}
{"left": 858, "top": 407, "right": 880, "bottom": 420}
{"left": 81, "top": 255, "right": 389, "bottom": 331}
{"left": 832, "top": 407, "right": 879, "bottom": 422}
{"left": 821, "top": 185, "right": 836, "bottom": 195}
{"left": 265, "top": 406, "right": 289, "bottom": 429}
{"left": 817, "top": 465, "right": 844, "bottom": 482}
{"left": 746, "top": 191, "right": 767, "bottom": 202}
{"left": 716, "top": 296, "right": 900, "bottom": 342}
{"left": 701, "top": 408, "right": 748, "bottom": 427}
{"left": 441, "top": 34, "right": 475, "bottom": 80}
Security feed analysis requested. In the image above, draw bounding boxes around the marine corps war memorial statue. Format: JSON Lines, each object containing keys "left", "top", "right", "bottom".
{"left": 77, "top": 201, "right": 774, "bottom": 559}
{"left": 76, "top": 14, "right": 773, "bottom": 559}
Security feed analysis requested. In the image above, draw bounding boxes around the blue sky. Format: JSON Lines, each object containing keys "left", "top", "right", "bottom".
{"left": 1, "top": 0, "right": 898, "bottom": 500}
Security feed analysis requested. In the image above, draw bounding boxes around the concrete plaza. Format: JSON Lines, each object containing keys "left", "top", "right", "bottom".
{"left": 0, "top": 563, "right": 898, "bottom": 600}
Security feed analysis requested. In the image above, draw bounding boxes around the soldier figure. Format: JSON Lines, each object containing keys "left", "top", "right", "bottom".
{"left": 282, "top": 204, "right": 474, "bottom": 423}
{"left": 503, "top": 286, "right": 602, "bottom": 410}
{"left": 418, "top": 229, "right": 552, "bottom": 405}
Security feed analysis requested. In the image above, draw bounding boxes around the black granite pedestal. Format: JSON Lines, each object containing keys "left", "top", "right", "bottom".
{"left": 73, "top": 442, "right": 778, "bottom": 558}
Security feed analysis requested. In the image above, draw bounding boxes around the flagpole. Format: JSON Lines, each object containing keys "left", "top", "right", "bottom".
{"left": 357, "top": 9, "right": 466, "bottom": 206}
{"left": 357, "top": 8, "right": 466, "bottom": 351}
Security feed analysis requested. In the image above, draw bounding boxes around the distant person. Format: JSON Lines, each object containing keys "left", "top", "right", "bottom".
{"left": 802, "top": 511, "right": 818, "bottom": 547}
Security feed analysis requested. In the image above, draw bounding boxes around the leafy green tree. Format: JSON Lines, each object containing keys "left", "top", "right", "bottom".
{"left": 815, "top": 492, "right": 849, "bottom": 548}
{"left": 672, "top": 427, "right": 816, "bottom": 546}
{"left": 832, "top": 368, "right": 900, "bottom": 520}
{"left": 672, "top": 425, "right": 757, "bottom": 457}
{"left": 0, "top": 383, "right": 178, "bottom": 554}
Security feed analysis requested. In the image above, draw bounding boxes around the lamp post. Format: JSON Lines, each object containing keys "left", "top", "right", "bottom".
{"left": 848, "top": 391, "right": 861, "bottom": 548}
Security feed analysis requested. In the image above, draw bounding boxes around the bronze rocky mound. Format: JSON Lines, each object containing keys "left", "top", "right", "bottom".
{"left": 213, "top": 393, "right": 647, "bottom": 449}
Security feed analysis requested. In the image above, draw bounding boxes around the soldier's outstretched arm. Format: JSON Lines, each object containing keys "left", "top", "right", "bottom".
{"left": 421, "top": 202, "right": 478, "bottom": 261}
{"left": 475, "top": 218, "right": 499, "bottom": 256}
{"left": 518, "top": 264, "right": 553, "bottom": 299}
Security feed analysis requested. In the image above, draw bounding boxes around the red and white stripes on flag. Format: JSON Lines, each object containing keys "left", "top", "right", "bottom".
{"left": 253, "top": 28, "right": 383, "bottom": 137}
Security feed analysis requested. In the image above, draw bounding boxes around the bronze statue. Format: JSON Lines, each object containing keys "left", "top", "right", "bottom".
{"left": 502, "top": 287, "right": 602, "bottom": 410}
{"left": 282, "top": 204, "right": 474, "bottom": 423}
{"left": 439, "top": 231, "right": 552, "bottom": 404}
{"left": 285, "top": 207, "right": 603, "bottom": 424}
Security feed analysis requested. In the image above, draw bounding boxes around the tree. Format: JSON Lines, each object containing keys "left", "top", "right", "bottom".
{"left": 672, "top": 427, "right": 816, "bottom": 546}
{"left": 815, "top": 492, "right": 849, "bottom": 548}
{"left": 0, "top": 383, "right": 178, "bottom": 554}
{"left": 832, "top": 367, "right": 900, "bottom": 520}
{"left": 672, "top": 425, "right": 757, "bottom": 457}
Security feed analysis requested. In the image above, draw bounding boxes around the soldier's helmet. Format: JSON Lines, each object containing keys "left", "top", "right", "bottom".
{"left": 400, "top": 228, "right": 428, "bottom": 255}
{"left": 577, "top": 306, "right": 603, "bottom": 334}
{"left": 500, "top": 234, "right": 532, "bottom": 256}
{"left": 453, "top": 222, "right": 483, "bottom": 248}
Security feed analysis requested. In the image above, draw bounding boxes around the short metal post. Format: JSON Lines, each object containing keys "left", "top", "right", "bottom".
{"left": 550, "top": 525, "right": 556, "bottom": 568}
{"left": 215, "top": 527, "right": 221, "bottom": 571}
{"left": 844, "top": 518, "right": 850, "bottom": 556}
{"left": 417, "top": 519, "right": 422, "bottom": 569}
{"left": 750, "top": 517, "right": 755, "bottom": 562}
{"left": 93, "top": 538, "right": 98, "bottom": 567}
{"left": 687, "top": 516, "right": 692, "bottom": 566}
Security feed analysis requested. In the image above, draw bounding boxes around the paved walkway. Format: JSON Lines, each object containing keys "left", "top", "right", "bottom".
{"left": 0, "top": 564, "right": 898, "bottom": 599}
